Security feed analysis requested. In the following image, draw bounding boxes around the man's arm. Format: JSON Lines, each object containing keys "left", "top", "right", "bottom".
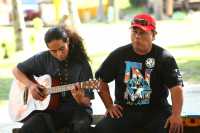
{"left": 12, "top": 67, "right": 35, "bottom": 88}
{"left": 97, "top": 81, "right": 123, "bottom": 118}
{"left": 12, "top": 67, "right": 46, "bottom": 101}
{"left": 170, "top": 85, "right": 183, "bottom": 117}
{"left": 165, "top": 85, "right": 183, "bottom": 133}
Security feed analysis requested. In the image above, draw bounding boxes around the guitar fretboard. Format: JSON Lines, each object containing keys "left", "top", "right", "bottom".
{"left": 49, "top": 84, "right": 74, "bottom": 94}
{"left": 48, "top": 80, "right": 98, "bottom": 94}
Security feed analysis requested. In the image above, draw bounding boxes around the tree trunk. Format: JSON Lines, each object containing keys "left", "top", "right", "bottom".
{"left": 153, "top": 0, "right": 164, "bottom": 20}
{"left": 97, "top": 0, "right": 105, "bottom": 22}
{"left": 67, "top": 0, "right": 81, "bottom": 29}
{"left": 12, "top": 0, "right": 26, "bottom": 51}
{"left": 108, "top": 0, "right": 119, "bottom": 23}
{"left": 113, "top": 0, "right": 119, "bottom": 22}
{"left": 166, "top": 0, "right": 174, "bottom": 17}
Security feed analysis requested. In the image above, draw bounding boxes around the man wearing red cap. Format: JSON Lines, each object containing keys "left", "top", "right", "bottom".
{"left": 95, "top": 13, "right": 184, "bottom": 133}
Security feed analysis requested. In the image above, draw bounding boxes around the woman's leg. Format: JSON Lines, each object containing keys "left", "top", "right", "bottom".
{"left": 69, "top": 108, "right": 93, "bottom": 133}
{"left": 20, "top": 112, "right": 56, "bottom": 133}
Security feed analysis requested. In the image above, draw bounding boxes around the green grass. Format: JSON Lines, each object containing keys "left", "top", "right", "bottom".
{"left": 167, "top": 43, "right": 200, "bottom": 51}
{"left": 0, "top": 40, "right": 15, "bottom": 60}
{"left": 90, "top": 51, "right": 109, "bottom": 73}
{"left": 1, "top": 42, "right": 200, "bottom": 103}
{"left": 0, "top": 60, "right": 14, "bottom": 105}
{"left": 175, "top": 56, "right": 200, "bottom": 84}
{"left": 0, "top": 61, "right": 16, "bottom": 69}
{"left": 0, "top": 77, "right": 12, "bottom": 101}
{"left": 166, "top": 43, "right": 200, "bottom": 83}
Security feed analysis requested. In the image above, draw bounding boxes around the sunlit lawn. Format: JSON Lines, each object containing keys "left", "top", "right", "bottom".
{"left": 166, "top": 43, "right": 200, "bottom": 83}
{"left": 1, "top": 42, "right": 200, "bottom": 106}
{"left": 178, "top": 57, "right": 200, "bottom": 83}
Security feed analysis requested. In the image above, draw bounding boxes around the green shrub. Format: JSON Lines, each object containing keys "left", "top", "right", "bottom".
{"left": 129, "top": 0, "right": 148, "bottom": 7}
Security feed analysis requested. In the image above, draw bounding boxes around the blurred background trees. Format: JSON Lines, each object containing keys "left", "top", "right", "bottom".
{"left": 1, "top": 0, "right": 200, "bottom": 53}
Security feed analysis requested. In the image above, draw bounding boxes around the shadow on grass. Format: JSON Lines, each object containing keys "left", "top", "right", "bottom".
{"left": 0, "top": 77, "right": 12, "bottom": 101}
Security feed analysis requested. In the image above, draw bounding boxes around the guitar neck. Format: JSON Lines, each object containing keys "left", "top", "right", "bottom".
{"left": 49, "top": 83, "right": 75, "bottom": 94}
{"left": 48, "top": 81, "right": 94, "bottom": 94}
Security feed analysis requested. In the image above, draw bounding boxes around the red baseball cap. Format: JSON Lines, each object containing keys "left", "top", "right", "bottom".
{"left": 131, "top": 13, "right": 156, "bottom": 31}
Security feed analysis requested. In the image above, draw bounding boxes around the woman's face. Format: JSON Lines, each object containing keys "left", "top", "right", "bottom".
{"left": 47, "top": 39, "right": 69, "bottom": 61}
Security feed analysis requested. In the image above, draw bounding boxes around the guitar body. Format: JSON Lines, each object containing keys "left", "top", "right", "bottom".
{"left": 8, "top": 74, "right": 56, "bottom": 122}
{"left": 8, "top": 75, "right": 99, "bottom": 122}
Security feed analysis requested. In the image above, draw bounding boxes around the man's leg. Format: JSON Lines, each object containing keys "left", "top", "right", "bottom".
{"left": 94, "top": 107, "right": 143, "bottom": 133}
{"left": 143, "top": 109, "right": 171, "bottom": 133}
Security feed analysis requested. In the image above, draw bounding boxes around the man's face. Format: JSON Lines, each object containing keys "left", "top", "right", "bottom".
{"left": 131, "top": 27, "right": 155, "bottom": 55}
{"left": 47, "top": 39, "right": 69, "bottom": 61}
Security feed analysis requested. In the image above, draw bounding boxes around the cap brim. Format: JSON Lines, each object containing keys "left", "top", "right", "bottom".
{"left": 132, "top": 23, "right": 155, "bottom": 31}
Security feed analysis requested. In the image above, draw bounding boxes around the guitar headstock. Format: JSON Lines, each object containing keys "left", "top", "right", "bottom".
{"left": 81, "top": 79, "right": 101, "bottom": 89}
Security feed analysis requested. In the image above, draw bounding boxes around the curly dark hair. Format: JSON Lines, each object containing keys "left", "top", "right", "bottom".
{"left": 44, "top": 27, "right": 90, "bottom": 63}
{"left": 64, "top": 28, "right": 90, "bottom": 63}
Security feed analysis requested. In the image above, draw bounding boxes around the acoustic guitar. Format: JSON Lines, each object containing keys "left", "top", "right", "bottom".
{"left": 8, "top": 74, "right": 100, "bottom": 122}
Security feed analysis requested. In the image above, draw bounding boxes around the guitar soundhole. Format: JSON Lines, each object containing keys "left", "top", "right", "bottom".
{"left": 23, "top": 89, "right": 28, "bottom": 105}
{"left": 48, "top": 79, "right": 61, "bottom": 109}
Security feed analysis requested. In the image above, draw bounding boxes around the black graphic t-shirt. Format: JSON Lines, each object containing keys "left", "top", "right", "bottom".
{"left": 17, "top": 51, "right": 94, "bottom": 109}
{"left": 95, "top": 44, "right": 183, "bottom": 109}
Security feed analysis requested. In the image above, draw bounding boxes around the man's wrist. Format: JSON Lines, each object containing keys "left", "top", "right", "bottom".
{"left": 171, "top": 112, "right": 181, "bottom": 117}
{"left": 105, "top": 102, "right": 114, "bottom": 109}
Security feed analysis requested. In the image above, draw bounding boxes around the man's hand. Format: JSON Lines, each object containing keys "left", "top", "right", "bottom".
{"left": 97, "top": 81, "right": 122, "bottom": 118}
{"left": 164, "top": 114, "right": 183, "bottom": 133}
{"left": 29, "top": 83, "right": 47, "bottom": 101}
{"left": 166, "top": 85, "right": 183, "bottom": 133}
{"left": 71, "top": 83, "right": 91, "bottom": 107}
{"left": 106, "top": 104, "right": 123, "bottom": 119}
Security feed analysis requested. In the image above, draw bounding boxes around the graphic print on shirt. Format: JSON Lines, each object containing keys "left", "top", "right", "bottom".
{"left": 124, "top": 59, "right": 155, "bottom": 105}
